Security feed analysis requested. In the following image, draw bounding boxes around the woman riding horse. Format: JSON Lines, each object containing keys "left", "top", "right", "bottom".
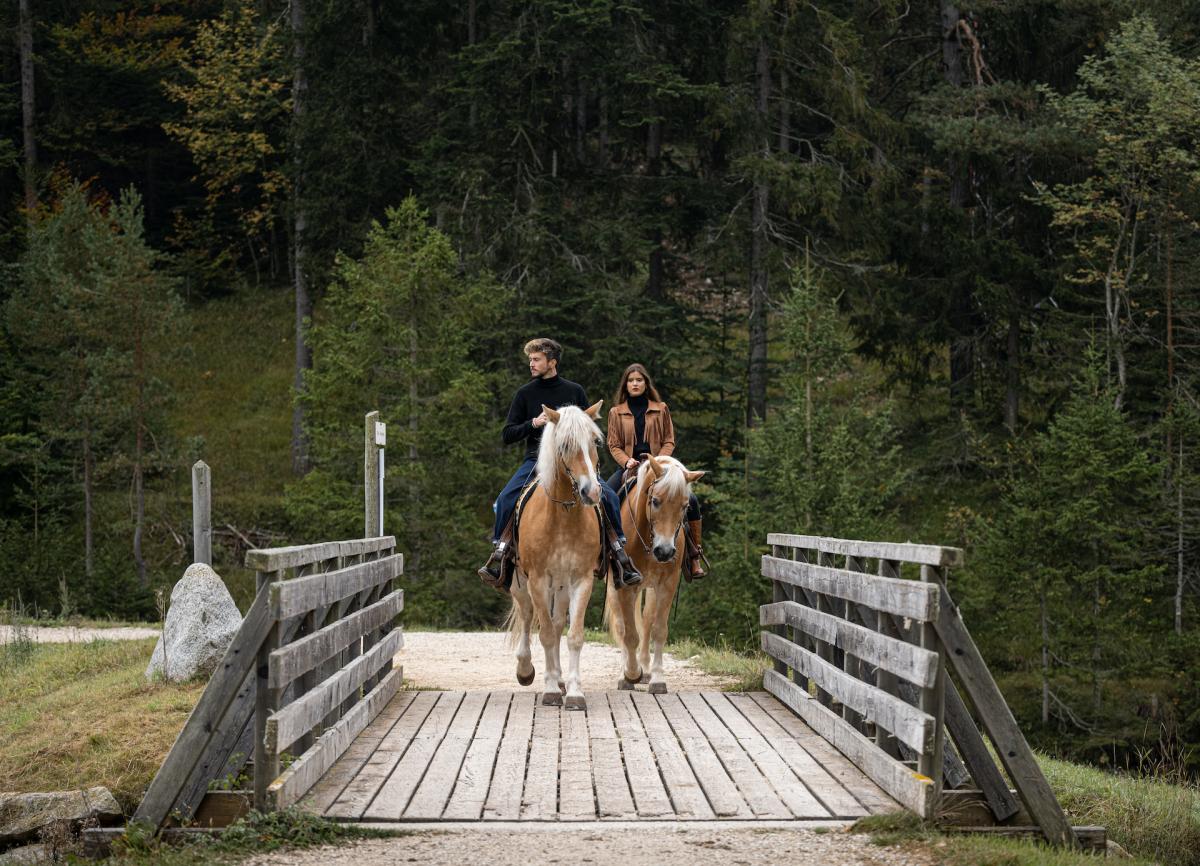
{"left": 606, "top": 363, "right": 706, "bottom": 579}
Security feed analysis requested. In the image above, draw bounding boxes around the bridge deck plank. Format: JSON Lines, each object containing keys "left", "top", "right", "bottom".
{"left": 303, "top": 689, "right": 899, "bottom": 823}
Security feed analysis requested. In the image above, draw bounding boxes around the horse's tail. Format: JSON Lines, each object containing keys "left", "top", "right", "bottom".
{"left": 603, "top": 574, "right": 616, "bottom": 639}
{"left": 503, "top": 596, "right": 526, "bottom": 649}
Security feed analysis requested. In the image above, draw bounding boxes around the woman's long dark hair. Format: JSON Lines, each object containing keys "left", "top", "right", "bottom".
{"left": 612, "top": 363, "right": 663, "bottom": 406}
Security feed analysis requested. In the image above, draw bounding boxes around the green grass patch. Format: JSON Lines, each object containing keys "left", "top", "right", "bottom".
{"left": 1039, "top": 752, "right": 1200, "bottom": 865}
{"left": 665, "top": 637, "right": 768, "bottom": 691}
{"left": 0, "top": 638, "right": 204, "bottom": 810}
{"left": 103, "top": 809, "right": 397, "bottom": 865}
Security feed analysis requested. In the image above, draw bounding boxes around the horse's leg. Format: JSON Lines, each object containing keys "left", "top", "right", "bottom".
{"left": 533, "top": 577, "right": 562, "bottom": 706}
{"left": 512, "top": 578, "right": 535, "bottom": 686}
{"left": 637, "top": 584, "right": 658, "bottom": 679}
{"left": 646, "top": 573, "right": 679, "bottom": 694}
{"left": 563, "top": 576, "right": 591, "bottom": 710}
{"left": 614, "top": 585, "right": 642, "bottom": 689}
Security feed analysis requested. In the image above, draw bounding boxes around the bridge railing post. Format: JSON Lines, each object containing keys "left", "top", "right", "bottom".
{"left": 919, "top": 564, "right": 947, "bottom": 805}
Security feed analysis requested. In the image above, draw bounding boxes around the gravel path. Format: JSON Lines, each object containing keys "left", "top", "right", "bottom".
{"left": 395, "top": 631, "right": 736, "bottom": 691}
{"left": 0, "top": 624, "right": 161, "bottom": 644}
{"left": 246, "top": 826, "right": 932, "bottom": 866}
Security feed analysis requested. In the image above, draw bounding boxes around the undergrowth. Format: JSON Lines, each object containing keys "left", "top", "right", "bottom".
{"left": 105, "top": 809, "right": 397, "bottom": 865}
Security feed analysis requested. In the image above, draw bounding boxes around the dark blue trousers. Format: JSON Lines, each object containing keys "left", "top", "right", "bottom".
{"left": 492, "top": 457, "right": 625, "bottom": 541}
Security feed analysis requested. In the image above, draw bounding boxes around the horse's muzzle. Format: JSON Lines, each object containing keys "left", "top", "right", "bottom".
{"left": 652, "top": 543, "right": 675, "bottom": 563}
{"left": 579, "top": 480, "right": 600, "bottom": 505}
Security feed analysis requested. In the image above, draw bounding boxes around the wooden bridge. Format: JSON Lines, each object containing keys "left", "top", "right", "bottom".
{"left": 129, "top": 416, "right": 1097, "bottom": 848}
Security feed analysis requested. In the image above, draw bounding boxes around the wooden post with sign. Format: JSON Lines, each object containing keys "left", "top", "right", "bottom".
{"left": 364, "top": 412, "right": 385, "bottom": 537}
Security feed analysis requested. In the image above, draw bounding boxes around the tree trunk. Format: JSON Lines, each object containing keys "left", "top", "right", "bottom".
{"left": 19, "top": 0, "right": 37, "bottom": 212}
{"left": 291, "top": 0, "right": 312, "bottom": 476}
{"left": 467, "top": 0, "right": 477, "bottom": 129}
{"left": 83, "top": 421, "right": 94, "bottom": 580}
{"left": 1040, "top": 586, "right": 1049, "bottom": 725}
{"left": 1177, "top": 434, "right": 1185, "bottom": 635}
{"left": 646, "top": 118, "right": 664, "bottom": 301}
{"left": 942, "top": 3, "right": 974, "bottom": 412}
{"left": 133, "top": 310, "right": 147, "bottom": 588}
{"left": 747, "top": 26, "right": 770, "bottom": 428}
{"left": 1005, "top": 294, "right": 1020, "bottom": 433}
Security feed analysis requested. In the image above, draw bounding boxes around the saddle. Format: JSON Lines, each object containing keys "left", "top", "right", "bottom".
{"left": 501, "top": 479, "right": 609, "bottom": 590}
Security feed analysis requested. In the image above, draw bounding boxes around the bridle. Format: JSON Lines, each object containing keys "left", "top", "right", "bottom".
{"left": 545, "top": 450, "right": 597, "bottom": 510}
{"left": 631, "top": 473, "right": 686, "bottom": 560}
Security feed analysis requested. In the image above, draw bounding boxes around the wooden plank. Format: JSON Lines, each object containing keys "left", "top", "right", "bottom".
{"left": 266, "top": 630, "right": 402, "bottom": 754}
{"left": 657, "top": 693, "right": 749, "bottom": 818}
{"left": 588, "top": 692, "right": 637, "bottom": 819}
{"left": 246, "top": 536, "right": 396, "bottom": 573}
{"left": 677, "top": 692, "right": 790, "bottom": 819}
{"left": 404, "top": 692, "right": 489, "bottom": 819}
{"left": 172, "top": 672, "right": 254, "bottom": 821}
{"left": 932, "top": 582, "right": 1078, "bottom": 847}
{"left": 558, "top": 703, "right": 597, "bottom": 820}
{"left": 630, "top": 692, "right": 714, "bottom": 819}
{"left": 267, "top": 667, "right": 403, "bottom": 810}
{"left": 326, "top": 690, "right": 440, "bottom": 819}
{"left": 520, "top": 699, "right": 560, "bottom": 820}
{"left": 362, "top": 691, "right": 466, "bottom": 820}
{"left": 133, "top": 585, "right": 274, "bottom": 830}
{"left": 762, "top": 556, "right": 939, "bottom": 622}
{"left": 700, "top": 691, "right": 830, "bottom": 819}
{"left": 608, "top": 690, "right": 673, "bottom": 817}
{"left": 443, "top": 692, "right": 511, "bottom": 820}
{"left": 192, "top": 461, "right": 211, "bottom": 566}
{"left": 483, "top": 692, "right": 535, "bottom": 820}
{"left": 725, "top": 694, "right": 865, "bottom": 818}
{"left": 271, "top": 555, "right": 404, "bottom": 620}
{"left": 943, "top": 678, "right": 1021, "bottom": 821}
{"left": 761, "top": 632, "right": 934, "bottom": 753}
{"left": 918, "top": 566, "right": 947, "bottom": 804}
{"left": 760, "top": 600, "right": 938, "bottom": 688}
{"left": 269, "top": 590, "right": 404, "bottom": 688}
{"left": 749, "top": 690, "right": 896, "bottom": 815}
{"left": 767, "top": 534, "right": 963, "bottom": 568}
{"left": 301, "top": 691, "right": 417, "bottom": 815}
{"left": 764, "top": 670, "right": 930, "bottom": 817}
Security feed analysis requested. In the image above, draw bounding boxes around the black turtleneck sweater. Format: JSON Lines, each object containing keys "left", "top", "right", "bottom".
{"left": 502, "top": 375, "right": 589, "bottom": 460}
{"left": 627, "top": 393, "right": 650, "bottom": 457}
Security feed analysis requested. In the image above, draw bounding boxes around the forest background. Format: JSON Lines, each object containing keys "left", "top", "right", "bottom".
{"left": 1, "top": 0, "right": 1198, "bottom": 777}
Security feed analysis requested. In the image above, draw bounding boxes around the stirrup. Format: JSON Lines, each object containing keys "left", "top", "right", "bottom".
{"left": 478, "top": 542, "right": 510, "bottom": 592}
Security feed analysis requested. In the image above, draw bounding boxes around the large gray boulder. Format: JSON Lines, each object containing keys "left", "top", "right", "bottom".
{"left": 145, "top": 563, "right": 242, "bottom": 683}
{"left": 0, "top": 788, "right": 121, "bottom": 845}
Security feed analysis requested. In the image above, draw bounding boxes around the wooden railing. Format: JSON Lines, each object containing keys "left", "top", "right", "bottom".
{"left": 133, "top": 536, "right": 404, "bottom": 830}
{"left": 761, "top": 533, "right": 1079, "bottom": 847}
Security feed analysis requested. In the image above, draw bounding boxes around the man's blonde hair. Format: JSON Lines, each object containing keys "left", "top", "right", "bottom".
{"left": 523, "top": 338, "right": 562, "bottom": 363}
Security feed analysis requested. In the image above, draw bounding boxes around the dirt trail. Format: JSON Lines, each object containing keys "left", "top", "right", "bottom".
{"left": 0, "top": 624, "right": 160, "bottom": 644}
{"left": 394, "top": 630, "right": 735, "bottom": 692}
{"left": 246, "top": 826, "right": 931, "bottom": 866}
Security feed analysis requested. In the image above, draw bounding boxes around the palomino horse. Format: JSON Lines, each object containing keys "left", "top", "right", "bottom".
{"left": 507, "top": 401, "right": 604, "bottom": 709}
{"left": 606, "top": 454, "right": 704, "bottom": 693}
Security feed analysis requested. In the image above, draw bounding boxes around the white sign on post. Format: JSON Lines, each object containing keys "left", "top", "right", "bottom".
{"left": 375, "top": 421, "right": 387, "bottom": 447}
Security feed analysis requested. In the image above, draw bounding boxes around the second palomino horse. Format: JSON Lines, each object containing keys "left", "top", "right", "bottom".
{"left": 606, "top": 454, "right": 705, "bottom": 693}
{"left": 507, "top": 402, "right": 604, "bottom": 709}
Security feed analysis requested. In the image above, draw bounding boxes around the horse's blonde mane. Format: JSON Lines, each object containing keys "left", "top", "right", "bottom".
{"left": 637, "top": 455, "right": 691, "bottom": 501}
{"left": 536, "top": 405, "right": 601, "bottom": 492}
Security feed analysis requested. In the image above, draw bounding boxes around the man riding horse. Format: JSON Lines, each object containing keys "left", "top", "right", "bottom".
{"left": 478, "top": 338, "right": 643, "bottom": 592}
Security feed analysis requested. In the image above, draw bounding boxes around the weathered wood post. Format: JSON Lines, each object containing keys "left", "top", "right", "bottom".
{"left": 192, "top": 460, "right": 211, "bottom": 565}
{"left": 364, "top": 412, "right": 386, "bottom": 537}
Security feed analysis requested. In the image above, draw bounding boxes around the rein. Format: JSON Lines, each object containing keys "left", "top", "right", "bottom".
{"left": 545, "top": 452, "right": 587, "bottom": 510}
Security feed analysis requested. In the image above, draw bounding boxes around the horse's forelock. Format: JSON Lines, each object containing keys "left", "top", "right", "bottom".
{"left": 639, "top": 456, "right": 691, "bottom": 501}
{"left": 536, "top": 405, "right": 600, "bottom": 489}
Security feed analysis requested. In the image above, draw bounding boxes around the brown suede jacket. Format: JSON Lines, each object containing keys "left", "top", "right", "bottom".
{"left": 607, "top": 400, "right": 676, "bottom": 467}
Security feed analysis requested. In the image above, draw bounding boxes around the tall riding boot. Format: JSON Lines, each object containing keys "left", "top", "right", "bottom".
{"left": 478, "top": 520, "right": 515, "bottom": 591}
{"left": 685, "top": 519, "right": 708, "bottom": 581}
{"left": 608, "top": 529, "right": 643, "bottom": 589}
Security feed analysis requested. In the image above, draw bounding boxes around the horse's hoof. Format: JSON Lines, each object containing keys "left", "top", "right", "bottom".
{"left": 560, "top": 683, "right": 568, "bottom": 695}
{"left": 617, "top": 677, "right": 636, "bottom": 691}
{"left": 541, "top": 691, "right": 563, "bottom": 707}
{"left": 638, "top": 673, "right": 650, "bottom": 684}
{"left": 517, "top": 669, "right": 535, "bottom": 686}
{"left": 648, "top": 681, "right": 667, "bottom": 695}
{"left": 565, "top": 695, "right": 586, "bottom": 711}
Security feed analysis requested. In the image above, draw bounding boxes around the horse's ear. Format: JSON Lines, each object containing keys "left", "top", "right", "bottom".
{"left": 684, "top": 470, "right": 706, "bottom": 484}
{"left": 646, "top": 454, "right": 664, "bottom": 479}
{"left": 543, "top": 404, "right": 561, "bottom": 424}
{"left": 586, "top": 400, "right": 603, "bottom": 419}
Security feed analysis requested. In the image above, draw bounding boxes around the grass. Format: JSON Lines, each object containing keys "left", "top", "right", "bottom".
{"left": 0, "top": 638, "right": 205, "bottom": 811}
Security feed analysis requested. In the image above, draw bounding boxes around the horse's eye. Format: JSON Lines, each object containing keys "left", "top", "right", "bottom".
{"left": 651, "top": 498, "right": 661, "bottom": 509}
